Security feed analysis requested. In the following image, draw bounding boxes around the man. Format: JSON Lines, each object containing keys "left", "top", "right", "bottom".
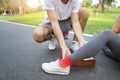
{"left": 32, "top": 0, "right": 89, "bottom": 59}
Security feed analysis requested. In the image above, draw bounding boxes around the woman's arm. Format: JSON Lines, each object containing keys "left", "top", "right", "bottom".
{"left": 112, "top": 14, "right": 120, "bottom": 33}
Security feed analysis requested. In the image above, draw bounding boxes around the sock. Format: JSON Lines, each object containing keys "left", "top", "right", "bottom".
{"left": 59, "top": 57, "right": 71, "bottom": 68}
{"left": 63, "top": 32, "right": 69, "bottom": 40}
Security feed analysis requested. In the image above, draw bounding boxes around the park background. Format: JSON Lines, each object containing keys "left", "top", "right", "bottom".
{"left": 0, "top": 0, "right": 120, "bottom": 34}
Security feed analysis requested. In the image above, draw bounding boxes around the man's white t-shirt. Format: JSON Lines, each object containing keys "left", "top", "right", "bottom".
{"left": 42, "top": 0, "right": 80, "bottom": 23}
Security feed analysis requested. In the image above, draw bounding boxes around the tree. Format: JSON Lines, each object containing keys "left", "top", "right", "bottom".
{"left": 0, "top": 0, "right": 3, "bottom": 8}
{"left": 0, "top": 0, "right": 18, "bottom": 15}
{"left": 0, "top": 0, "right": 4, "bottom": 13}
{"left": 101, "top": 0, "right": 105, "bottom": 13}
{"left": 99, "top": 0, "right": 115, "bottom": 13}
{"left": 82, "top": 0, "right": 92, "bottom": 7}
{"left": 1, "top": 0, "right": 9, "bottom": 15}
{"left": 19, "top": 0, "right": 25, "bottom": 15}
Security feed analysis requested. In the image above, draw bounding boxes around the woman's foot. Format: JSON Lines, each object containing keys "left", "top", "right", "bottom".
{"left": 42, "top": 59, "right": 70, "bottom": 75}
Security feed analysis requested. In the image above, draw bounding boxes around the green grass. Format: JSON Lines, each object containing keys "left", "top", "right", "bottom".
{"left": 0, "top": 8, "right": 120, "bottom": 34}
{"left": 0, "top": 11, "right": 45, "bottom": 26}
{"left": 85, "top": 8, "right": 120, "bottom": 34}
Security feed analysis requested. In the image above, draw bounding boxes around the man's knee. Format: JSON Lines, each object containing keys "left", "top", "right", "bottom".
{"left": 79, "top": 8, "right": 89, "bottom": 19}
{"left": 32, "top": 27, "right": 52, "bottom": 43}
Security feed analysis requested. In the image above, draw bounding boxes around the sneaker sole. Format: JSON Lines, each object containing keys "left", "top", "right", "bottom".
{"left": 42, "top": 64, "right": 70, "bottom": 75}
{"left": 49, "top": 48, "right": 56, "bottom": 51}
{"left": 72, "top": 58, "right": 96, "bottom": 67}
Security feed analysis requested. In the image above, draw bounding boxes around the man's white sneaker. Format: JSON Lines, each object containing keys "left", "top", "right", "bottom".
{"left": 42, "top": 59, "right": 70, "bottom": 75}
{"left": 70, "top": 41, "right": 80, "bottom": 53}
{"left": 48, "top": 35, "right": 56, "bottom": 50}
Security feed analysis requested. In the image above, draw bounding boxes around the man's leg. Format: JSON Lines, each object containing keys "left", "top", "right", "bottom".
{"left": 33, "top": 26, "right": 57, "bottom": 50}
{"left": 70, "top": 8, "right": 89, "bottom": 52}
{"left": 32, "top": 27, "right": 52, "bottom": 43}
{"left": 73, "top": 8, "right": 89, "bottom": 41}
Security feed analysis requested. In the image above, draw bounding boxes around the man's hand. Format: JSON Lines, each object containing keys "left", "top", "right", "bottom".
{"left": 80, "top": 39, "right": 87, "bottom": 47}
{"left": 61, "top": 46, "right": 71, "bottom": 60}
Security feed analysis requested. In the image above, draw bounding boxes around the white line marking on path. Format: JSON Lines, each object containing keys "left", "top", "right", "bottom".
{"left": 0, "top": 20, "right": 93, "bottom": 37}
{"left": 0, "top": 20, "right": 36, "bottom": 28}
{"left": 69, "top": 31, "right": 93, "bottom": 37}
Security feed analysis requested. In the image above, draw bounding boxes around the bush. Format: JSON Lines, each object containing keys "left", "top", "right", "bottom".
{"left": 81, "top": 1, "right": 91, "bottom": 7}
{"left": 0, "top": 10, "right": 2, "bottom": 14}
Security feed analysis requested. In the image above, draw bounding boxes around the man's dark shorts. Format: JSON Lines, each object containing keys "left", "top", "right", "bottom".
{"left": 38, "top": 18, "right": 72, "bottom": 32}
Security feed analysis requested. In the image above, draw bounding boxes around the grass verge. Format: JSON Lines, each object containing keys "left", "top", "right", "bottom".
{"left": 0, "top": 8, "right": 120, "bottom": 34}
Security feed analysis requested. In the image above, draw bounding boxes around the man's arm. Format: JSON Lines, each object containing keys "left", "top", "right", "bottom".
{"left": 47, "top": 10, "right": 71, "bottom": 58}
{"left": 47, "top": 10, "right": 66, "bottom": 48}
{"left": 71, "top": 12, "right": 86, "bottom": 46}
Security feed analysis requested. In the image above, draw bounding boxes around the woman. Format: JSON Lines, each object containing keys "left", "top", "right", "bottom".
{"left": 42, "top": 30, "right": 120, "bottom": 75}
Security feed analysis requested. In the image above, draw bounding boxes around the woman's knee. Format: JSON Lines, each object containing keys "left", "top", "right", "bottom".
{"left": 32, "top": 27, "right": 52, "bottom": 43}
{"left": 102, "top": 30, "right": 113, "bottom": 35}
{"left": 101, "top": 30, "right": 116, "bottom": 39}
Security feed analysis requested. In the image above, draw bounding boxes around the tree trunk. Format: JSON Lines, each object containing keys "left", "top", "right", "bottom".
{"left": 101, "top": 0, "right": 105, "bottom": 13}
{"left": 19, "top": 0, "right": 24, "bottom": 15}
{"left": 2, "top": 9, "right": 7, "bottom": 16}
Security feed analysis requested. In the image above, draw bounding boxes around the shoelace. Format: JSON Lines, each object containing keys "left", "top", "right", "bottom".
{"left": 49, "top": 60, "right": 59, "bottom": 64}
{"left": 73, "top": 41, "right": 80, "bottom": 48}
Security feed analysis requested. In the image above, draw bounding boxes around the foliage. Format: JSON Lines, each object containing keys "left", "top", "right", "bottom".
{"left": 0, "top": 0, "right": 43, "bottom": 15}
{"left": 82, "top": 0, "right": 92, "bottom": 7}
{"left": 0, "top": 7, "right": 119, "bottom": 34}
{"left": 0, "top": 10, "right": 2, "bottom": 14}
{"left": 105, "top": 0, "right": 115, "bottom": 5}
{"left": 99, "top": 0, "right": 115, "bottom": 13}
{"left": 85, "top": 7, "right": 119, "bottom": 34}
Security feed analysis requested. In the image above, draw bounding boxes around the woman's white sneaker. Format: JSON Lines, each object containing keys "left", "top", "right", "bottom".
{"left": 42, "top": 59, "right": 70, "bottom": 75}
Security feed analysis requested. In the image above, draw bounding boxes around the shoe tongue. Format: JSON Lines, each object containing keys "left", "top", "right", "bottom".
{"left": 73, "top": 41, "right": 80, "bottom": 47}
{"left": 50, "top": 59, "right": 59, "bottom": 65}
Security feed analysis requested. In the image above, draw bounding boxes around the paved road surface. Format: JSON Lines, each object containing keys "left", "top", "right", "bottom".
{"left": 0, "top": 20, "right": 120, "bottom": 80}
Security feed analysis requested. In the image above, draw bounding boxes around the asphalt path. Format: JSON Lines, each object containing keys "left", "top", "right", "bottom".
{"left": 0, "top": 20, "right": 120, "bottom": 80}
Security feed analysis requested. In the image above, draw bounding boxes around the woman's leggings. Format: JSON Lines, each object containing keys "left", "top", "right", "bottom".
{"left": 70, "top": 30, "right": 120, "bottom": 63}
